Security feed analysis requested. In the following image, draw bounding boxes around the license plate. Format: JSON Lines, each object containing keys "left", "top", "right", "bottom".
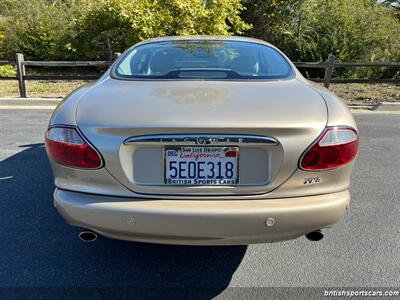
{"left": 164, "top": 146, "right": 239, "bottom": 185}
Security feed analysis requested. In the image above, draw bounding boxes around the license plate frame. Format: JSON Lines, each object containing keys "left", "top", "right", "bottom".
{"left": 164, "top": 146, "right": 239, "bottom": 185}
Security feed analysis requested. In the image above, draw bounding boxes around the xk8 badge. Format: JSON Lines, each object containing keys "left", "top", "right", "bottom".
{"left": 304, "top": 177, "right": 321, "bottom": 185}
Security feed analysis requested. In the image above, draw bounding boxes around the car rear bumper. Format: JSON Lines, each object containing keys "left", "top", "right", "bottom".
{"left": 54, "top": 188, "right": 350, "bottom": 245}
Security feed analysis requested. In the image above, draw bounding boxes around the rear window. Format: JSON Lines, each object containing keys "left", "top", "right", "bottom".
{"left": 113, "top": 40, "right": 293, "bottom": 80}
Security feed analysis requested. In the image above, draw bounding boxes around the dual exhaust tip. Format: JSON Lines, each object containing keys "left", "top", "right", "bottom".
{"left": 79, "top": 230, "right": 97, "bottom": 242}
{"left": 305, "top": 230, "right": 324, "bottom": 242}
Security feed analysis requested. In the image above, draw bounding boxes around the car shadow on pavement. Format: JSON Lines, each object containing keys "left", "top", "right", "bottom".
{"left": 0, "top": 144, "right": 247, "bottom": 299}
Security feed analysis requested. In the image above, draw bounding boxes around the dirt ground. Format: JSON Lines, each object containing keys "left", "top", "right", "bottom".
{"left": 330, "top": 83, "right": 400, "bottom": 105}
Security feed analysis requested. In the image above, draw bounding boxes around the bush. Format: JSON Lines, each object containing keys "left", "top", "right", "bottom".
{"left": 243, "top": 0, "right": 400, "bottom": 63}
{"left": 0, "top": 65, "right": 16, "bottom": 77}
{"left": 0, "top": 0, "right": 250, "bottom": 60}
{"left": 0, "top": 0, "right": 399, "bottom": 80}
{"left": 73, "top": 0, "right": 251, "bottom": 59}
{"left": 0, "top": 0, "right": 87, "bottom": 60}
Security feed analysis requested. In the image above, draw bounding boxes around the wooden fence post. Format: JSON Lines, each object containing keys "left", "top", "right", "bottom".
{"left": 323, "top": 54, "right": 335, "bottom": 88}
{"left": 113, "top": 52, "right": 121, "bottom": 61}
{"left": 16, "top": 53, "right": 27, "bottom": 98}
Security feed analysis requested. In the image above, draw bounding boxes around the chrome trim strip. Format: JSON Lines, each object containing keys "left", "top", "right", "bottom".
{"left": 124, "top": 134, "right": 279, "bottom": 146}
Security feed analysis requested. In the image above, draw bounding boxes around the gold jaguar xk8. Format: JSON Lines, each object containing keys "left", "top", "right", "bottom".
{"left": 45, "top": 36, "right": 358, "bottom": 245}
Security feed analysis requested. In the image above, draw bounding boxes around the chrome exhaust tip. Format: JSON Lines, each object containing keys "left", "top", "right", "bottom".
{"left": 79, "top": 230, "right": 98, "bottom": 242}
{"left": 305, "top": 230, "right": 324, "bottom": 242}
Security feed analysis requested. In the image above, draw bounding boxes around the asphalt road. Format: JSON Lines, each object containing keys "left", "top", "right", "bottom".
{"left": 0, "top": 109, "right": 399, "bottom": 299}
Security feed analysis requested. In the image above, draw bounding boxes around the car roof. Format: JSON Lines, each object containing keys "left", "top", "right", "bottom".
{"left": 134, "top": 35, "right": 275, "bottom": 48}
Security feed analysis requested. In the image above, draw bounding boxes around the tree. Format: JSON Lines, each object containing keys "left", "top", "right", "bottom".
{"left": 73, "top": 0, "right": 251, "bottom": 59}
{"left": 242, "top": 0, "right": 400, "bottom": 64}
{"left": 0, "top": 0, "right": 89, "bottom": 60}
{"left": 241, "top": 0, "right": 303, "bottom": 50}
{"left": 0, "top": 0, "right": 251, "bottom": 60}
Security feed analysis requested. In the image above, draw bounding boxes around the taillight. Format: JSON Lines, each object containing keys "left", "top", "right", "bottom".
{"left": 300, "top": 127, "right": 358, "bottom": 170}
{"left": 45, "top": 126, "right": 103, "bottom": 169}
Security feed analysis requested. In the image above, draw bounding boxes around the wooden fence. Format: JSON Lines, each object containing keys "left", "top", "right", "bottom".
{"left": 0, "top": 53, "right": 399, "bottom": 97}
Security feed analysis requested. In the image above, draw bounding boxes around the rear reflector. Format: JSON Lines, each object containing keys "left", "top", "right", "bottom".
{"left": 300, "top": 127, "right": 358, "bottom": 170}
{"left": 45, "top": 126, "right": 102, "bottom": 169}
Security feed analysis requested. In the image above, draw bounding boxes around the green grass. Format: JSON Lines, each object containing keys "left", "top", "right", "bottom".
{"left": 0, "top": 80, "right": 399, "bottom": 105}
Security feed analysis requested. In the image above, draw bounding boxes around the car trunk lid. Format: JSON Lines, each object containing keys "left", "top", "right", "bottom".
{"left": 76, "top": 78, "right": 327, "bottom": 197}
